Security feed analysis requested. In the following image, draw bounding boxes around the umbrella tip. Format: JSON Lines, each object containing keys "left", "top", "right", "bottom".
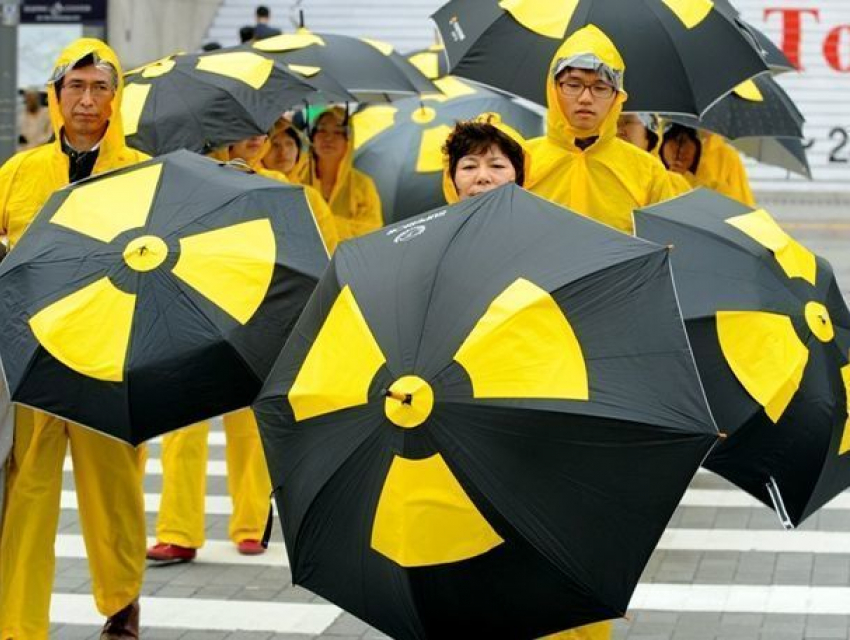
{"left": 667, "top": 244, "right": 675, "bottom": 251}
{"left": 718, "top": 431, "right": 728, "bottom": 440}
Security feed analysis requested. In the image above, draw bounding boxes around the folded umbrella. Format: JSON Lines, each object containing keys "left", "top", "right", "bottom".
{"left": 0, "top": 150, "right": 329, "bottom": 445}
{"left": 255, "top": 184, "right": 718, "bottom": 639}
{"left": 635, "top": 188, "right": 850, "bottom": 527}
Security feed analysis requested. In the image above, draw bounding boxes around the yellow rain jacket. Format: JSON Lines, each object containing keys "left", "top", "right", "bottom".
{"left": 442, "top": 113, "right": 532, "bottom": 204}
{"left": 297, "top": 108, "right": 383, "bottom": 241}
{"left": 0, "top": 39, "right": 148, "bottom": 640}
{"left": 527, "top": 26, "right": 674, "bottom": 234}
{"left": 696, "top": 132, "right": 756, "bottom": 206}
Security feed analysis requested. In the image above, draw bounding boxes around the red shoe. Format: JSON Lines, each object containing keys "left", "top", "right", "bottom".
{"left": 237, "top": 539, "right": 266, "bottom": 555}
{"left": 146, "top": 542, "right": 196, "bottom": 563}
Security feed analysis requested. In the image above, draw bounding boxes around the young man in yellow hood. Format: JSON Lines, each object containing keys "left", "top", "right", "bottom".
{"left": 0, "top": 38, "right": 148, "bottom": 639}
{"left": 527, "top": 26, "right": 674, "bottom": 234}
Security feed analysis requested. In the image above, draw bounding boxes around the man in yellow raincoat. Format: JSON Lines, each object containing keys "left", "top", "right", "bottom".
{"left": 0, "top": 39, "right": 148, "bottom": 639}
{"left": 297, "top": 106, "right": 383, "bottom": 241}
{"left": 527, "top": 25, "right": 674, "bottom": 234}
{"left": 148, "top": 133, "right": 338, "bottom": 563}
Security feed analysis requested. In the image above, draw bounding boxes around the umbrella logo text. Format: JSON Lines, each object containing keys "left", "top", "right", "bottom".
{"left": 393, "top": 226, "right": 426, "bottom": 243}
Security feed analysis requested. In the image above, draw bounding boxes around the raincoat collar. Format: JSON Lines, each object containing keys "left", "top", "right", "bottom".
{"left": 47, "top": 38, "right": 128, "bottom": 171}
{"left": 545, "top": 25, "right": 627, "bottom": 154}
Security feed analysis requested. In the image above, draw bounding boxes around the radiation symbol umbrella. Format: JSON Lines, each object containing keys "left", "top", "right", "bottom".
{"left": 0, "top": 150, "right": 329, "bottom": 445}
{"left": 122, "top": 50, "right": 328, "bottom": 156}
{"left": 407, "top": 43, "right": 450, "bottom": 80}
{"left": 254, "top": 184, "right": 718, "bottom": 639}
{"left": 249, "top": 29, "right": 436, "bottom": 103}
{"left": 635, "top": 189, "right": 850, "bottom": 527}
{"left": 712, "top": 0, "right": 795, "bottom": 73}
{"left": 353, "top": 76, "right": 543, "bottom": 222}
{"left": 432, "top": 0, "right": 770, "bottom": 116}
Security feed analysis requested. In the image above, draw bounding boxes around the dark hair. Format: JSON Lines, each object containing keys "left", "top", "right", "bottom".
{"left": 443, "top": 121, "right": 525, "bottom": 187}
{"left": 256, "top": 5, "right": 270, "bottom": 18}
{"left": 201, "top": 41, "right": 222, "bottom": 51}
{"left": 239, "top": 25, "right": 255, "bottom": 43}
{"left": 54, "top": 53, "right": 118, "bottom": 98}
{"left": 660, "top": 124, "right": 701, "bottom": 173}
{"left": 645, "top": 129, "right": 659, "bottom": 152}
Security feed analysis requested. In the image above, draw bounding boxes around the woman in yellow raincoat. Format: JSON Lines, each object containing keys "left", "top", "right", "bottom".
{"left": 0, "top": 38, "right": 148, "bottom": 640}
{"left": 148, "top": 130, "right": 338, "bottom": 563}
{"left": 526, "top": 25, "right": 674, "bottom": 234}
{"left": 297, "top": 106, "right": 383, "bottom": 240}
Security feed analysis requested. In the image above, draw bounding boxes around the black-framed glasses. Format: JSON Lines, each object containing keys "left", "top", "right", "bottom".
{"left": 557, "top": 79, "right": 615, "bottom": 99}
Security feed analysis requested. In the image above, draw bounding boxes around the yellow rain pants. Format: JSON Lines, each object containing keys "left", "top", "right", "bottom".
{"left": 155, "top": 408, "right": 271, "bottom": 547}
{"left": 0, "top": 408, "right": 146, "bottom": 640}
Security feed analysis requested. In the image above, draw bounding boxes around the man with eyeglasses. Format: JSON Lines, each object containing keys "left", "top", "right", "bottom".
{"left": 0, "top": 39, "right": 149, "bottom": 639}
{"left": 527, "top": 25, "right": 673, "bottom": 234}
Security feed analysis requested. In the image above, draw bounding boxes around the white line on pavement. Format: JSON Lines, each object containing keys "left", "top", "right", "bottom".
{"left": 630, "top": 583, "right": 850, "bottom": 614}
{"left": 50, "top": 593, "right": 340, "bottom": 634}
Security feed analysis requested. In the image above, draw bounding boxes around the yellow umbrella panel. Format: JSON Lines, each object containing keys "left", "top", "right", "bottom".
{"left": 0, "top": 150, "right": 329, "bottom": 444}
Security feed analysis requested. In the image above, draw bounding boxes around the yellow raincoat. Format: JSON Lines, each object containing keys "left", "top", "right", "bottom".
{"left": 296, "top": 107, "right": 383, "bottom": 241}
{"left": 527, "top": 26, "right": 674, "bottom": 234}
{"left": 696, "top": 132, "right": 756, "bottom": 206}
{"left": 0, "top": 39, "right": 148, "bottom": 639}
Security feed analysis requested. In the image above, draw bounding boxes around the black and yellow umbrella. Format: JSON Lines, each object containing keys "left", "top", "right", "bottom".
{"left": 432, "top": 0, "right": 770, "bottom": 115}
{"left": 733, "top": 136, "right": 812, "bottom": 179}
{"left": 407, "top": 43, "right": 450, "bottom": 80}
{"left": 254, "top": 184, "right": 718, "bottom": 639}
{"left": 0, "top": 151, "right": 329, "bottom": 445}
{"left": 712, "top": 0, "right": 795, "bottom": 73}
{"left": 635, "top": 188, "right": 850, "bottom": 527}
{"left": 249, "top": 29, "right": 436, "bottom": 103}
{"left": 122, "top": 49, "right": 330, "bottom": 156}
{"left": 353, "top": 76, "right": 543, "bottom": 221}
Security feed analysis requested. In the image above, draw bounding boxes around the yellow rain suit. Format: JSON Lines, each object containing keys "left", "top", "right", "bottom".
{"left": 527, "top": 26, "right": 674, "bottom": 234}
{"left": 696, "top": 132, "right": 756, "bottom": 206}
{"left": 297, "top": 107, "right": 383, "bottom": 241}
{"left": 156, "top": 142, "right": 336, "bottom": 551}
{"left": 0, "top": 39, "right": 148, "bottom": 640}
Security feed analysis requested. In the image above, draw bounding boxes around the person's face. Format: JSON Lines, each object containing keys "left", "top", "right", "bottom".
{"left": 453, "top": 145, "right": 517, "bottom": 200}
{"left": 556, "top": 68, "right": 617, "bottom": 133}
{"left": 617, "top": 114, "right": 651, "bottom": 151}
{"left": 313, "top": 113, "right": 348, "bottom": 164}
{"left": 59, "top": 65, "right": 114, "bottom": 139}
{"left": 229, "top": 134, "right": 267, "bottom": 163}
{"left": 266, "top": 130, "right": 299, "bottom": 173}
{"left": 662, "top": 134, "right": 699, "bottom": 174}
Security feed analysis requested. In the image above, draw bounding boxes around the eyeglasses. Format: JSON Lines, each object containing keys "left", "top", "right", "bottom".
{"left": 62, "top": 80, "right": 114, "bottom": 99}
{"left": 557, "top": 79, "right": 615, "bottom": 99}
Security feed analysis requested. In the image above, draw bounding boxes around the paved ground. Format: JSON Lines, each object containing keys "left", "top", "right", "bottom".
{"left": 49, "top": 195, "right": 850, "bottom": 639}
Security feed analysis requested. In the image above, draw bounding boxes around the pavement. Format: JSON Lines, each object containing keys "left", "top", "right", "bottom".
{"left": 48, "top": 194, "right": 850, "bottom": 639}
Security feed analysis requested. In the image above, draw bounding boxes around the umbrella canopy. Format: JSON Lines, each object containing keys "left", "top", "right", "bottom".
{"left": 712, "top": 0, "right": 795, "bottom": 73}
{"left": 254, "top": 184, "right": 718, "bottom": 639}
{"left": 353, "top": 76, "right": 543, "bottom": 222}
{"left": 432, "top": 0, "right": 769, "bottom": 116}
{"left": 0, "top": 150, "right": 329, "bottom": 445}
{"left": 407, "top": 44, "right": 450, "bottom": 80}
{"left": 122, "top": 50, "right": 324, "bottom": 156}
{"left": 250, "top": 30, "right": 436, "bottom": 102}
{"left": 733, "top": 136, "right": 812, "bottom": 179}
{"left": 634, "top": 189, "right": 850, "bottom": 527}
{"left": 662, "top": 74, "right": 805, "bottom": 140}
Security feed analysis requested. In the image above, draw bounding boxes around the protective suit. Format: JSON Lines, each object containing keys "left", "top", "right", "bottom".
{"left": 696, "top": 132, "right": 756, "bottom": 206}
{"left": 297, "top": 107, "right": 383, "bottom": 241}
{"left": 0, "top": 39, "right": 148, "bottom": 639}
{"left": 527, "top": 26, "right": 673, "bottom": 234}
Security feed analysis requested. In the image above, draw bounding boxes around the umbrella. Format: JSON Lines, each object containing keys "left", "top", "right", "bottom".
{"left": 712, "top": 0, "right": 796, "bottom": 73}
{"left": 122, "top": 50, "right": 325, "bottom": 156}
{"left": 254, "top": 184, "right": 718, "bottom": 639}
{"left": 432, "top": 0, "right": 769, "bottom": 116}
{"left": 634, "top": 188, "right": 850, "bottom": 527}
{"left": 662, "top": 74, "right": 804, "bottom": 141}
{"left": 0, "top": 150, "right": 329, "bottom": 445}
{"left": 352, "top": 76, "right": 544, "bottom": 222}
{"left": 407, "top": 43, "right": 450, "bottom": 80}
{"left": 250, "top": 29, "right": 436, "bottom": 102}
{"left": 733, "top": 136, "right": 812, "bottom": 179}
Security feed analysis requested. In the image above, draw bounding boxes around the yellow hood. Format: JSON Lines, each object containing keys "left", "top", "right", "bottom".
{"left": 47, "top": 39, "right": 127, "bottom": 160}
{"left": 299, "top": 106, "right": 355, "bottom": 202}
{"left": 545, "top": 25, "right": 627, "bottom": 152}
{"left": 442, "top": 113, "right": 532, "bottom": 204}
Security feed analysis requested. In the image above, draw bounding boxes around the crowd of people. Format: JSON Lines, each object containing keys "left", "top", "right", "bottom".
{"left": 0, "top": 11, "right": 758, "bottom": 639}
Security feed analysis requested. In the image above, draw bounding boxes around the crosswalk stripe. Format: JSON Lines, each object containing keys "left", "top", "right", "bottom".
{"left": 630, "top": 584, "right": 850, "bottom": 614}
{"left": 50, "top": 593, "right": 340, "bottom": 634}
{"left": 55, "top": 534, "right": 290, "bottom": 567}
{"left": 58, "top": 487, "right": 850, "bottom": 515}
{"left": 63, "top": 458, "right": 229, "bottom": 476}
